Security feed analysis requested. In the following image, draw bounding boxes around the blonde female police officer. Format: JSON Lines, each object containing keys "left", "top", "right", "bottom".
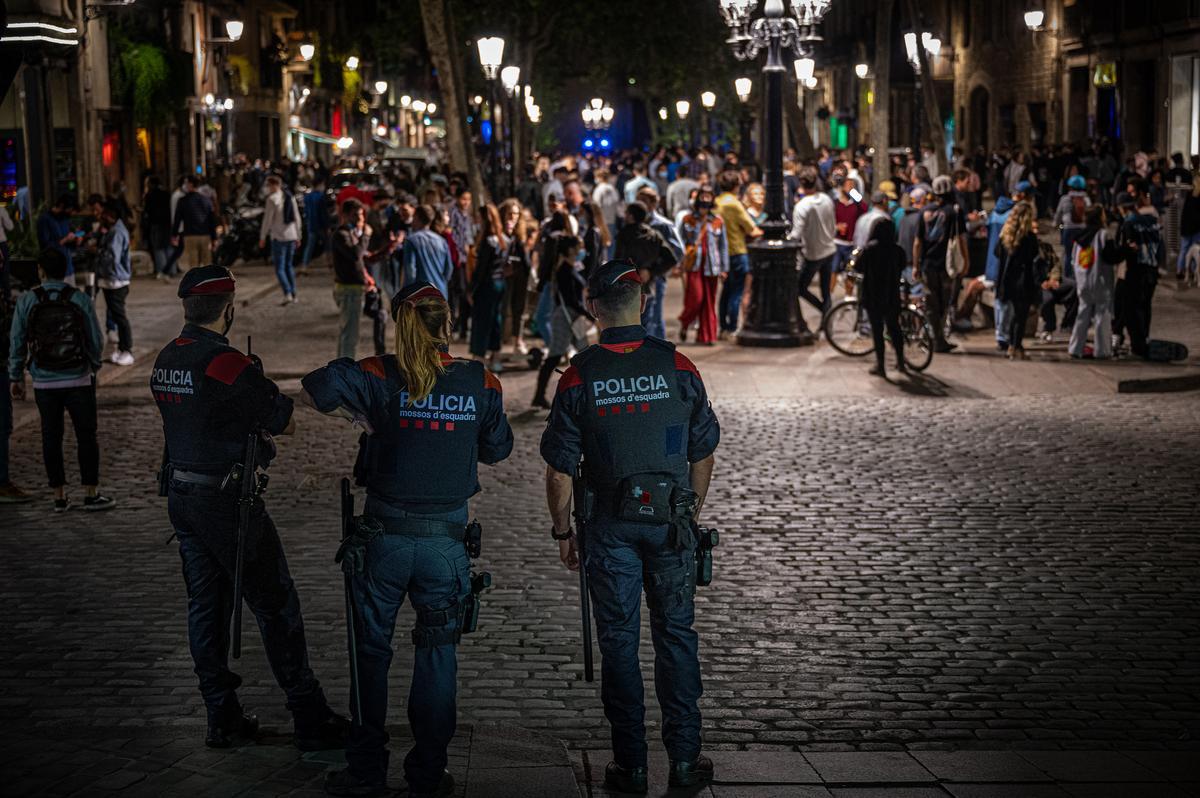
{"left": 541, "top": 260, "right": 720, "bottom": 794}
{"left": 301, "top": 282, "right": 513, "bottom": 798}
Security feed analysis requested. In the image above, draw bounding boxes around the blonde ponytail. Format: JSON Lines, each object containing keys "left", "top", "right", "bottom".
{"left": 392, "top": 297, "right": 450, "bottom": 404}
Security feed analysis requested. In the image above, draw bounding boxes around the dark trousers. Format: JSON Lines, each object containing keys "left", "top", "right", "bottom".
{"left": 922, "top": 262, "right": 951, "bottom": 345}
{"left": 1009, "top": 301, "right": 1032, "bottom": 350}
{"left": 585, "top": 519, "right": 701, "bottom": 769}
{"left": 866, "top": 306, "right": 904, "bottom": 370}
{"left": 0, "top": 373, "right": 10, "bottom": 484}
{"left": 346, "top": 507, "right": 469, "bottom": 791}
{"left": 535, "top": 354, "right": 563, "bottom": 405}
{"left": 102, "top": 286, "right": 132, "bottom": 351}
{"left": 34, "top": 383, "right": 99, "bottom": 488}
{"left": 167, "top": 483, "right": 327, "bottom": 724}
{"left": 798, "top": 255, "right": 833, "bottom": 318}
{"left": 469, "top": 279, "right": 505, "bottom": 357}
{"left": 1124, "top": 269, "right": 1157, "bottom": 357}
{"left": 1040, "top": 278, "right": 1078, "bottom": 333}
{"left": 718, "top": 254, "right": 750, "bottom": 332}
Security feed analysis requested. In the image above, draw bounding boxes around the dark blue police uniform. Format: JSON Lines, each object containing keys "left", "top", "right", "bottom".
{"left": 541, "top": 318, "right": 720, "bottom": 772}
{"left": 302, "top": 284, "right": 513, "bottom": 795}
{"left": 151, "top": 266, "right": 340, "bottom": 748}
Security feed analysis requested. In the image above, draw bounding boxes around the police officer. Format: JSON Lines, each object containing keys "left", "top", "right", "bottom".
{"left": 301, "top": 282, "right": 513, "bottom": 798}
{"left": 152, "top": 265, "right": 348, "bottom": 750}
{"left": 541, "top": 260, "right": 721, "bottom": 794}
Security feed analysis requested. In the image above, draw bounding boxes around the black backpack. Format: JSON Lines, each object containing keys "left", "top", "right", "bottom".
{"left": 282, "top": 190, "right": 297, "bottom": 225}
{"left": 27, "top": 285, "right": 89, "bottom": 371}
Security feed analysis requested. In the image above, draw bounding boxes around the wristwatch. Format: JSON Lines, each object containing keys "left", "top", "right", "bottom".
{"left": 550, "top": 526, "right": 574, "bottom": 541}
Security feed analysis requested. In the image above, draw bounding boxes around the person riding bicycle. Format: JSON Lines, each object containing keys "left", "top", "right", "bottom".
{"left": 854, "top": 219, "right": 906, "bottom": 378}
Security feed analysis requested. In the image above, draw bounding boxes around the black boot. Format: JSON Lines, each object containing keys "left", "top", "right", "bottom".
{"left": 604, "top": 761, "right": 648, "bottom": 794}
{"left": 205, "top": 704, "right": 259, "bottom": 749}
{"left": 669, "top": 754, "right": 714, "bottom": 788}
{"left": 323, "top": 768, "right": 388, "bottom": 797}
{"left": 295, "top": 706, "right": 352, "bottom": 751}
{"left": 409, "top": 770, "right": 455, "bottom": 798}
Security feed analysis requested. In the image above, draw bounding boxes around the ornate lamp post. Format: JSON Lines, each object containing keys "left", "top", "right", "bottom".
{"left": 475, "top": 36, "right": 506, "bottom": 198}
{"left": 735, "top": 77, "right": 754, "bottom": 161}
{"left": 719, "top": 0, "right": 833, "bottom": 346}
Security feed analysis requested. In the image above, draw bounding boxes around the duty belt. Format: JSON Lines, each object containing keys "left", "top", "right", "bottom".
{"left": 376, "top": 516, "right": 466, "bottom": 541}
{"left": 169, "top": 468, "right": 228, "bottom": 487}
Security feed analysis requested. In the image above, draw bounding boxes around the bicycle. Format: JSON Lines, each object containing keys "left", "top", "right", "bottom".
{"left": 821, "top": 270, "right": 934, "bottom": 371}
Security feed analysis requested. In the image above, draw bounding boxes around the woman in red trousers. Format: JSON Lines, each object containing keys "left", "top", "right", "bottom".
{"left": 676, "top": 188, "right": 729, "bottom": 346}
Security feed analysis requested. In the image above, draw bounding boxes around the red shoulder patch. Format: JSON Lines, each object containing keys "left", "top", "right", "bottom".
{"left": 483, "top": 370, "right": 503, "bottom": 393}
{"left": 555, "top": 366, "right": 583, "bottom": 394}
{"left": 174, "top": 337, "right": 196, "bottom": 346}
{"left": 358, "top": 356, "right": 387, "bottom": 380}
{"left": 674, "top": 351, "right": 701, "bottom": 378}
{"left": 439, "top": 352, "right": 456, "bottom": 366}
{"left": 205, "top": 352, "right": 253, "bottom": 385}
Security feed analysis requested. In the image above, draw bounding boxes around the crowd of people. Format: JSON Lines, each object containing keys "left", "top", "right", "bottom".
{"left": 1, "top": 134, "right": 1197, "bottom": 507}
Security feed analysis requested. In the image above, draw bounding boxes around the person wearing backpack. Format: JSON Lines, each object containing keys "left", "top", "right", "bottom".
{"left": 8, "top": 247, "right": 112, "bottom": 511}
{"left": 1068, "top": 206, "right": 1123, "bottom": 359}
{"left": 1053, "top": 174, "right": 1091, "bottom": 265}
{"left": 259, "top": 175, "right": 302, "bottom": 305}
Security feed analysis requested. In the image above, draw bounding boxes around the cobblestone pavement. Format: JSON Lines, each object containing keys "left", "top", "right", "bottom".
{"left": 2, "top": 265, "right": 1198, "bottom": 762}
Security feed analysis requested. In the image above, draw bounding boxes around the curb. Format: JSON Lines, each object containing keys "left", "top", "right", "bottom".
{"left": 1117, "top": 371, "right": 1200, "bottom": 393}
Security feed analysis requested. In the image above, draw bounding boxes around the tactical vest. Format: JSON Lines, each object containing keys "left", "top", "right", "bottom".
{"left": 356, "top": 356, "right": 488, "bottom": 508}
{"left": 572, "top": 337, "right": 691, "bottom": 489}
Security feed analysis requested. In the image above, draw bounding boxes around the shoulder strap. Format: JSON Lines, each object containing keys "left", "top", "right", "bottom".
{"left": 32, "top": 286, "right": 47, "bottom": 303}
{"left": 641, "top": 336, "right": 676, "bottom": 356}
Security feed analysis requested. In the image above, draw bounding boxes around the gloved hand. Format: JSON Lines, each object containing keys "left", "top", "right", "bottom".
{"left": 334, "top": 516, "right": 383, "bottom": 575}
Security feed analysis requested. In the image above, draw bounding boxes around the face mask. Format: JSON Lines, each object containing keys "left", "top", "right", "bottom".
{"left": 696, "top": 200, "right": 714, "bottom": 211}
{"left": 221, "top": 304, "right": 235, "bottom": 337}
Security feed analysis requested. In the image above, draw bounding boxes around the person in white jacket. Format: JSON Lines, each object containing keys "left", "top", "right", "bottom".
{"left": 259, "top": 175, "right": 302, "bottom": 304}
{"left": 1068, "top": 206, "right": 1121, "bottom": 359}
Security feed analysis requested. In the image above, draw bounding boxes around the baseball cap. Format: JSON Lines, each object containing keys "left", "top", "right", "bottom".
{"left": 870, "top": 190, "right": 889, "bottom": 205}
{"left": 1067, "top": 175, "right": 1087, "bottom": 190}
{"left": 390, "top": 281, "right": 447, "bottom": 319}
{"left": 909, "top": 186, "right": 929, "bottom": 203}
{"left": 877, "top": 180, "right": 898, "bottom": 200}
{"left": 931, "top": 175, "right": 953, "bottom": 195}
{"left": 1014, "top": 180, "right": 1033, "bottom": 195}
{"left": 178, "top": 265, "right": 235, "bottom": 298}
{"left": 587, "top": 259, "right": 643, "bottom": 299}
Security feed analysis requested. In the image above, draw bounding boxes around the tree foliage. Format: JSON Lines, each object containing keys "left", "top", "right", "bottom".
{"left": 108, "top": 19, "right": 191, "bottom": 127}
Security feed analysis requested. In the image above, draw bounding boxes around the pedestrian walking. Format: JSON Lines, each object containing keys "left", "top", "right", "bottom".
{"left": 142, "top": 176, "right": 176, "bottom": 280}
{"left": 303, "top": 281, "right": 513, "bottom": 798}
{"left": 468, "top": 204, "right": 508, "bottom": 372}
{"left": 789, "top": 167, "right": 838, "bottom": 324}
{"left": 676, "top": 189, "right": 728, "bottom": 346}
{"left": 7, "top": 247, "right": 112, "bottom": 510}
{"left": 171, "top": 176, "right": 219, "bottom": 270}
{"left": 532, "top": 234, "right": 590, "bottom": 409}
{"left": 540, "top": 260, "right": 721, "bottom": 794}
{"left": 331, "top": 199, "right": 375, "bottom": 361}
{"left": 402, "top": 204, "right": 455, "bottom": 299}
{"left": 994, "top": 202, "right": 1042, "bottom": 360}
{"left": 301, "top": 178, "right": 332, "bottom": 274}
{"left": 259, "top": 175, "right": 302, "bottom": 304}
{"left": 855, "top": 219, "right": 906, "bottom": 377}
{"left": 151, "top": 265, "right": 348, "bottom": 752}
{"left": 714, "top": 170, "right": 762, "bottom": 339}
{"left": 96, "top": 202, "right": 134, "bottom": 366}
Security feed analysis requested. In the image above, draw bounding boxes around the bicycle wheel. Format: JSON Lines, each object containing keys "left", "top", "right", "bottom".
{"left": 823, "top": 299, "right": 875, "bottom": 357}
{"left": 899, "top": 307, "right": 933, "bottom": 371}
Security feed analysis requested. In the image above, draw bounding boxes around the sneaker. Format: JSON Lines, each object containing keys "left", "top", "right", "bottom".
{"left": 111, "top": 350, "right": 135, "bottom": 366}
{"left": 488, "top": 361, "right": 503, "bottom": 374}
{"left": 868, "top": 364, "right": 886, "bottom": 378}
{"left": 54, "top": 497, "right": 71, "bottom": 512}
{"left": 604, "top": 762, "right": 648, "bottom": 795}
{"left": 0, "top": 483, "right": 33, "bottom": 503}
{"left": 669, "top": 755, "right": 715, "bottom": 788}
{"left": 323, "top": 769, "right": 389, "bottom": 797}
{"left": 82, "top": 494, "right": 116, "bottom": 511}
{"left": 1038, "top": 331, "right": 1053, "bottom": 343}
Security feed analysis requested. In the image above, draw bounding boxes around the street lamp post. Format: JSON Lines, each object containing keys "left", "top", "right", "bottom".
{"left": 719, "top": 0, "right": 833, "bottom": 347}
{"left": 735, "top": 77, "right": 754, "bottom": 162}
{"left": 476, "top": 36, "right": 505, "bottom": 199}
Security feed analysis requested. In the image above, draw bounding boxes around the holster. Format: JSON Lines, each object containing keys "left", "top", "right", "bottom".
{"left": 461, "top": 571, "right": 492, "bottom": 635}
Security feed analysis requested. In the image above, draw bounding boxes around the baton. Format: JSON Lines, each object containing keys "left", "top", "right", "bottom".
{"left": 340, "top": 478, "right": 363, "bottom": 724}
{"left": 230, "top": 430, "right": 257, "bottom": 659}
{"left": 572, "top": 465, "right": 595, "bottom": 683}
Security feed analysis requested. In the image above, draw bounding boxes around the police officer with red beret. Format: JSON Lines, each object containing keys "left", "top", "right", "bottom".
{"left": 541, "top": 260, "right": 721, "bottom": 794}
{"left": 302, "top": 282, "right": 513, "bottom": 798}
{"left": 152, "top": 265, "right": 348, "bottom": 750}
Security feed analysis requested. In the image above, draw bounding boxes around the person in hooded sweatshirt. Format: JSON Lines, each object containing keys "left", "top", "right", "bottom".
{"left": 854, "top": 218, "right": 906, "bottom": 378}
{"left": 1053, "top": 174, "right": 1092, "bottom": 264}
{"left": 1068, "top": 205, "right": 1123, "bottom": 359}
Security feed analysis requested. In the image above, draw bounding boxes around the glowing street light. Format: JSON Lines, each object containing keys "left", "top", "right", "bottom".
{"left": 427, "top": 103, "right": 437, "bottom": 114}
{"left": 222, "top": 98, "right": 234, "bottom": 110}
{"left": 374, "top": 80, "right": 388, "bottom": 95}
{"left": 335, "top": 136, "right": 354, "bottom": 150}
{"left": 701, "top": 91, "right": 716, "bottom": 109}
{"left": 203, "top": 92, "right": 215, "bottom": 106}
{"left": 299, "top": 42, "right": 315, "bottom": 61}
{"left": 658, "top": 107, "right": 669, "bottom": 121}
{"left": 855, "top": 63, "right": 869, "bottom": 79}
{"left": 476, "top": 36, "right": 505, "bottom": 80}
{"left": 225, "top": 19, "right": 243, "bottom": 42}
{"left": 1024, "top": 9, "right": 1045, "bottom": 29}
{"left": 411, "top": 99, "right": 427, "bottom": 113}
{"left": 400, "top": 95, "right": 412, "bottom": 107}
{"left": 500, "top": 65, "right": 521, "bottom": 96}
{"left": 345, "top": 55, "right": 359, "bottom": 70}
{"left": 734, "top": 77, "right": 753, "bottom": 102}
{"left": 675, "top": 100, "right": 690, "bottom": 119}
{"left": 793, "top": 57, "right": 815, "bottom": 81}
